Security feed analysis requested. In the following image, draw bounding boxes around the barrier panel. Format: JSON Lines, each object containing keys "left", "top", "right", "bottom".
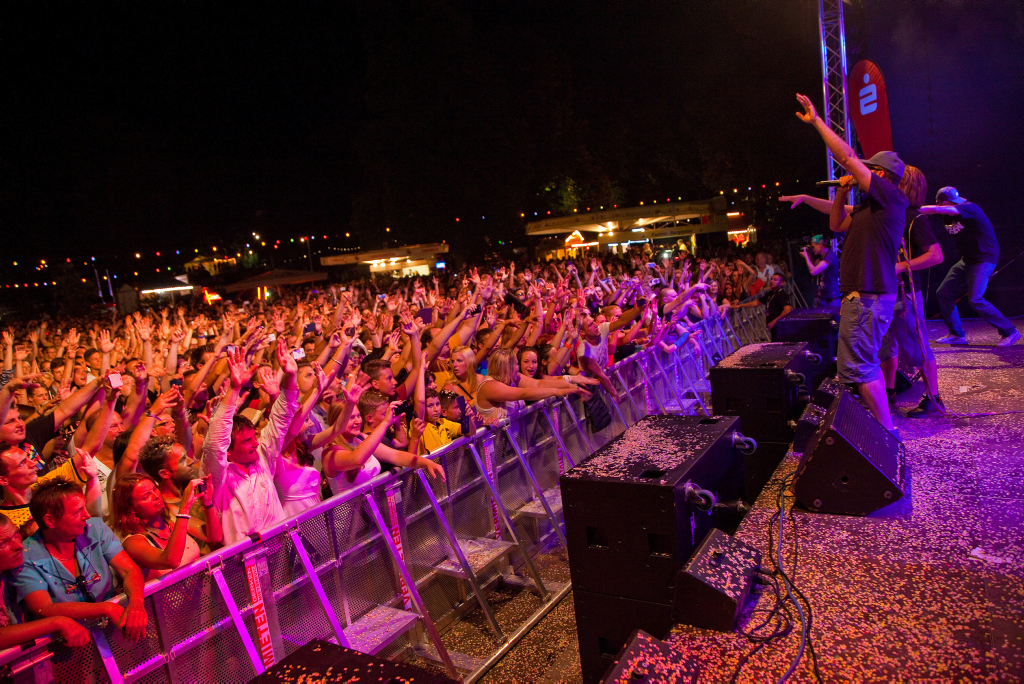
{"left": 0, "top": 309, "right": 766, "bottom": 683}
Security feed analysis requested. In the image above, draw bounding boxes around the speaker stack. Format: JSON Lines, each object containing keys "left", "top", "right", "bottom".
{"left": 771, "top": 307, "right": 839, "bottom": 365}
{"left": 561, "top": 414, "right": 754, "bottom": 682}
{"left": 709, "top": 341, "right": 828, "bottom": 502}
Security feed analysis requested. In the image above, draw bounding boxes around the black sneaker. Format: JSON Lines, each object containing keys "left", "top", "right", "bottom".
{"left": 907, "top": 395, "right": 945, "bottom": 418}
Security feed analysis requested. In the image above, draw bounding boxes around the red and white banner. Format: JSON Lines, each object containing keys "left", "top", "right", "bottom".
{"left": 848, "top": 60, "right": 894, "bottom": 159}
{"left": 385, "top": 488, "right": 413, "bottom": 611}
{"left": 244, "top": 554, "right": 276, "bottom": 668}
{"left": 481, "top": 438, "right": 502, "bottom": 539}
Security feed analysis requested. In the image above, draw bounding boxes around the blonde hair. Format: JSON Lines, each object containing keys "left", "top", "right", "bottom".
{"left": 451, "top": 345, "right": 480, "bottom": 395}
{"left": 899, "top": 165, "right": 927, "bottom": 208}
{"left": 487, "top": 348, "right": 517, "bottom": 386}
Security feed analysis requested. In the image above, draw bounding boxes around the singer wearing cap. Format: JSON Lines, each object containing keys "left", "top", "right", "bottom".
{"left": 795, "top": 93, "right": 908, "bottom": 437}
{"left": 919, "top": 187, "right": 1020, "bottom": 347}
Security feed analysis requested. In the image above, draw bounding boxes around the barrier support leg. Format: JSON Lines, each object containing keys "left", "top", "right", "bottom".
{"left": 286, "top": 526, "right": 351, "bottom": 649}
{"left": 210, "top": 563, "right": 266, "bottom": 676}
{"left": 543, "top": 407, "right": 578, "bottom": 470}
{"left": 90, "top": 627, "right": 125, "bottom": 684}
{"left": 468, "top": 444, "right": 548, "bottom": 600}
{"left": 363, "top": 493, "right": 459, "bottom": 680}
{"left": 503, "top": 426, "right": 568, "bottom": 551}
{"left": 415, "top": 469, "right": 506, "bottom": 643}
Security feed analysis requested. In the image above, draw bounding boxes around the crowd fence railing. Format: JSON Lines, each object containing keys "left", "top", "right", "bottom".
{"left": 0, "top": 307, "right": 770, "bottom": 684}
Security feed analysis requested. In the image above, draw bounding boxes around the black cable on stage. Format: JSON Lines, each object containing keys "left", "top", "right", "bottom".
{"left": 728, "top": 473, "right": 822, "bottom": 684}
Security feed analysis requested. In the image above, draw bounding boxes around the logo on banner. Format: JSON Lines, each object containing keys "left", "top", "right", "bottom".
{"left": 848, "top": 60, "right": 893, "bottom": 159}
{"left": 245, "top": 556, "right": 276, "bottom": 668}
{"left": 385, "top": 488, "right": 413, "bottom": 611}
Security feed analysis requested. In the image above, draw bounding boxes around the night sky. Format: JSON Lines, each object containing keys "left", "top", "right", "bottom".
{"left": 3, "top": 0, "right": 824, "bottom": 267}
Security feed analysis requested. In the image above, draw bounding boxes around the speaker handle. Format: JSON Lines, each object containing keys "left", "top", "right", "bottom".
{"left": 682, "top": 482, "right": 717, "bottom": 511}
{"left": 785, "top": 370, "right": 807, "bottom": 386}
{"left": 731, "top": 432, "right": 757, "bottom": 455}
{"left": 804, "top": 351, "right": 822, "bottom": 365}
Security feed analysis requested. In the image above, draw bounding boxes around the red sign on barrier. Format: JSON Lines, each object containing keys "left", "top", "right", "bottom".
{"left": 482, "top": 438, "right": 502, "bottom": 539}
{"left": 244, "top": 556, "right": 276, "bottom": 668}
{"left": 385, "top": 488, "right": 413, "bottom": 611}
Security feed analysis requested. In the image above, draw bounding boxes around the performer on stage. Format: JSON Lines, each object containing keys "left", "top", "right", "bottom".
{"left": 795, "top": 93, "right": 907, "bottom": 435}
{"left": 919, "top": 187, "right": 1020, "bottom": 347}
{"left": 878, "top": 166, "right": 945, "bottom": 417}
{"left": 801, "top": 235, "right": 841, "bottom": 309}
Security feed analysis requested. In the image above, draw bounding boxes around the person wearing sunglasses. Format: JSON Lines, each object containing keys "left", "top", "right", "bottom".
{"left": 0, "top": 513, "right": 91, "bottom": 649}
{"left": 11, "top": 479, "right": 149, "bottom": 642}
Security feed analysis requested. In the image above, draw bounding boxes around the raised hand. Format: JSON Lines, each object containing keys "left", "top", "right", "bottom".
{"left": 136, "top": 319, "right": 152, "bottom": 342}
{"left": 795, "top": 93, "right": 818, "bottom": 123}
{"left": 257, "top": 366, "right": 281, "bottom": 396}
{"left": 150, "top": 387, "right": 181, "bottom": 416}
{"left": 227, "top": 348, "right": 257, "bottom": 388}
{"left": 276, "top": 341, "right": 299, "bottom": 377}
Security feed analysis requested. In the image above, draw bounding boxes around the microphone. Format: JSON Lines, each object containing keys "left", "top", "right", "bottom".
{"left": 815, "top": 180, "right": 846, "bottom": 187}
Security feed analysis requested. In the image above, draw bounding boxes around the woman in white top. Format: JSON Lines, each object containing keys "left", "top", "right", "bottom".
{"left": 322, "top": 400, "right": 444, "bottom": 496}
{"left": 474, "top": 349, "right": 596, "bottom": 426}
{"left": 111, "top": 474, "right": 216, "bottom": 581}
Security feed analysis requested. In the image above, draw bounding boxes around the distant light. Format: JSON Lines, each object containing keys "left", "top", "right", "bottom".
{"left": 386, "top": 227, "right": 390, "bottom": 232}
{"left": 720, "top": 191, "right": 725, "bottom": 195}
{"left": 156, "top": 252, "right": 161, "bottom": 257}
{"left": 323, "top": 235, "right": 327, "bottom": 239}
{"left": 176, "top": 250, "right": 180, "bottom": 255}
{"left": 248, "top": 250, "right": 253, "bottom": 254}
{"left": 140, "top": 285, "right": 193, "bottom": 295}
{"left": 261, "top": 241, "right": 265, "bottom": 246}
{"left": 733, "top": 189, "right": 738, "bottom": 193}
{"left": 135, "top": 253, "right": 141, "bottom": 258}
{"left": 212, "top": 246, "right": 217, "bottom": 251}
{"left": 345, "top": 233, "right": 350, "bottom": 237}
{"left": 520, "top": 213, "right": 525, "bottom": 217}
{"left": 67, "top": 258, "right": 71, "bottom": 263}
{"left": 639, "top": 202, "right": 643, "bottom": 206}
{"left": 776, "top": 182, "right": 780, "bottom": 186}
{"left": 81, "top": 278, "right": 87, "bottom": 282}
{"left": 727, "top": 212, "right": 742, "bottom": 217}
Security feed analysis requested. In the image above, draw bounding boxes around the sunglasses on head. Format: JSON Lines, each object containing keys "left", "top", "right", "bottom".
{"left": 75, "top": 575, "right": 96, "bottom": 603}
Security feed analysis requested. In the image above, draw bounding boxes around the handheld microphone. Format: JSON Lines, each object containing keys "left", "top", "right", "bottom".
{"left": 815, "top": 180, "right": 846, "bottom": 187}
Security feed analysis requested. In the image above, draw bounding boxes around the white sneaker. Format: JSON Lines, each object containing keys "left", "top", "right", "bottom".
{"left": 996, "top": 329, "right": 1022, "bottom": 348}
{"left": 937, "top": 334, "right": 968, "bottom": 345}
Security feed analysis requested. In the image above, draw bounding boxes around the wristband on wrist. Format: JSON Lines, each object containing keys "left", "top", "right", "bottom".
{"left": 175, "top": 514, "right": 191, "bottom": 520}
{"left": 145, "top": 410, "right": 155, "bottom": 418}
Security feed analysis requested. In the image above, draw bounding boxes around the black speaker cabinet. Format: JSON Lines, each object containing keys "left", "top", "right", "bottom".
{"left": 793, "top": 391, "right": 905, "bottom": 515}
{"left": 771, "top": 307, "right": 839, "bottom": 360}
{"left": 793, "top": 402, "right": 828, "bottom": 453}
{"left": 561, "top": 415, "right": 746, "bottom": 604}
{"left": 710, "top": 342, "right": 825, "bottom": 442}
{"left": 671, "top": 528, "right": 762, "bottom": 631}
{"left": 743, "top": 440, "right": 790, "bottom": 504}
{"left": 600, "top": 630, "right": 699, "bottom": 684}
{"left": 574, "top": 589, "right": 675, "bottom": 684}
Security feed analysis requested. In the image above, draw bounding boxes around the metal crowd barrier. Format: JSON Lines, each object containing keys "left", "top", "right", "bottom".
{"left": 0, "top": 310, "right": 768, "bottom": 684}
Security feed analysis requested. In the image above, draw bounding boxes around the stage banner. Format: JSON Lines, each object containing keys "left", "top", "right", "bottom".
{"left": 384, "top": 486, "right": 413, "bottom": 611}
{"left": 244, "top": 552, "right": 276, "bottom": 668}
{"left": 849, "top": 60, "right": 894, "bottom": 158}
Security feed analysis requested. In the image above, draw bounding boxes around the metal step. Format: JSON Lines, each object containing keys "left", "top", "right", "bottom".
{"left": 414, "top": 643, "right": 487, "bottom": 672}
{"left": 434, "top": 537, "right": 515, "bottom": 579}
{"left": 662, "top": 398, "right": 701, "bottom": 414}
{"left": 341, "top": 605, "right": 420, "bottom": 656}
{"left": 516, "top": 487, "right": 562, "bottom": 519}
{"left": 501, "top": 573, "right": 569, "bottom": 594}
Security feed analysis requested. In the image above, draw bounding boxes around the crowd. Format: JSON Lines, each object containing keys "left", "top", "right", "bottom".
{"left": 0, "top": 240, "right": 805, "bottom": 649}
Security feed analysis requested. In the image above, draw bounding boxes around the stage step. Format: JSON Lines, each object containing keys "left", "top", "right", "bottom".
{"left": 414, "top": 643, "right": 486, "bottom": 672}
{"left": 517, "top": 487, "right": 562, "bottom": 519}
{"left": 662, "top": 398, "right": 701, "bottom": 414}
{"left": 501, "top": 573, "right": 568, "bottom": 593}
{"left": 341, "top": 605, "right": 420, "bottom": 656}
{"left": 434, "top": 537, "right": 515, "bottom": 579}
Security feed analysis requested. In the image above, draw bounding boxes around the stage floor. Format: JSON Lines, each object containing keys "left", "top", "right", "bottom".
{"left": 470, "top": 318, "right": 1024, "bottom": 682}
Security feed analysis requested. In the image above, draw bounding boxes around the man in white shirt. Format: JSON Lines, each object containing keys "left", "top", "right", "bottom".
{"left": 201, "top": 344, "right": 299, "bottom": 546}
{"left": 578, "top": 303, "right": 644, "bottom": 402}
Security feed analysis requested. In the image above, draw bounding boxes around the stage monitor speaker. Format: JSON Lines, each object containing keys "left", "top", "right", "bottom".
{"left": 710, "top": 342, "right": 826, "bottom": 442}
{"left": 770, "top": 307, "right": 839, "bottom": 360}
{"left": 793, "top": 402, "right": 827, "bottom": 453}
{"left": 561, "top": 415, "right": 747, "bottom": 604}
{"left": 793, "top": 391, "right": 905, "bottom": 515}
{"left": 671, "top": 528, "right": 761, "bottom": 631}
{"left": 600, "top": 630, "right": 699, "bottom": 684}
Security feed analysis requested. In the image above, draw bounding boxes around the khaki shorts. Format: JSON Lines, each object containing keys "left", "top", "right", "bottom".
{"left": 837, "top": 292, "right": 895, "bottom": 385}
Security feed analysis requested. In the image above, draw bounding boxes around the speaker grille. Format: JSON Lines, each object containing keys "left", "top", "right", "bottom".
{"left": 833, "top": 393, "right": 901, "bottom": 481}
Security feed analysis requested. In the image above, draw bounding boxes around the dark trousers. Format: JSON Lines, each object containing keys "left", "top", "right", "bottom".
{"left": 936, "top": 260, "right": 1013, "bottom": 337}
